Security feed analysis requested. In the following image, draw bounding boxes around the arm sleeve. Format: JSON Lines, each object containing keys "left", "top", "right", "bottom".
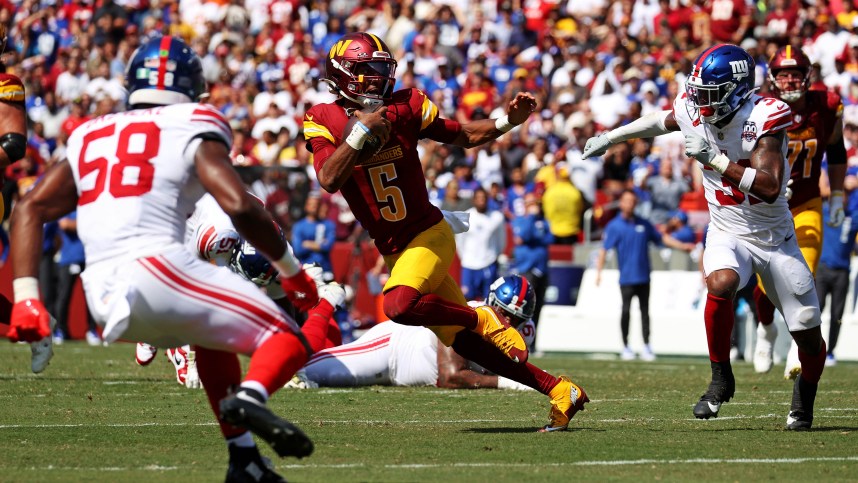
{"left": 413, "top": 89, "right": 463, "bottom": 143}
{"left": 602, "top": 223, "right": 618, "bottom": 250}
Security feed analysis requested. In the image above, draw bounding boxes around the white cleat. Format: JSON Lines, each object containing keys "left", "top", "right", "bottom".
{"left": 136, "top": 343, "right": 158, "bottom": 366}
{"left": 620, "top": 346, "right": 636, "bottom": 361}
{"left": 184, "top": 350, "right": 202, "bottom": 389}
{"left": 753, "top": 323, "right": 777, "bottom": 374}
{"left": 784, "top": 341, "right": 801, "bottom": 380}
{"left": 640, "top": 345, "right": 656, "bottom": 362}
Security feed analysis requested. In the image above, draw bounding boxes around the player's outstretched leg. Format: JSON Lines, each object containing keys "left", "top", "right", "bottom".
{"left": 384, "top": 285, "right": 528, "bottom": 363}
{"left": 695, "top": 292, "right": 736, "bottom": 419}
{"left": 452, "top": 330, "right": 587, "bottom": 431}
{"left": 786, "top": 333, "right": 825, "bottom": 430}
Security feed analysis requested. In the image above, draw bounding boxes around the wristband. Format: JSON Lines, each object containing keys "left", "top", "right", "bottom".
{"left": 709, "top": 153, "right": 730, "bottom": 174}
{"left": 495, "top": 115, "right": 514, "bottom": 133}
{"left": 345, "top": 121, "right": 371, "bottom": 150}
{"left": 13, "top": 277, "right": 40, "bottom": 303}
{"left": 272, "top": 244, "right": 301, "bottom": 278}
{"left": 738, "top": 167, "right": 757, "bottom": 193}
{"left": 831, "top": 190, "right": 845, "bottom": 200}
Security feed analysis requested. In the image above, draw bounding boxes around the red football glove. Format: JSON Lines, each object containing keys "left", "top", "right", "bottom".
{"left": 280, "top": 270, "right": 320, "bottom": 312}
{"left": 7, "top": 299, "right": 51, "bottom": 343}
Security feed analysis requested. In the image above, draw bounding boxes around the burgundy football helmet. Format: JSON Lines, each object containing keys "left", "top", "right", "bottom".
{"left": 323, "top": 32, "right": 397, "bottom": 108}
{"left": 768, "top": 45, "right": 811, "bottom": 103}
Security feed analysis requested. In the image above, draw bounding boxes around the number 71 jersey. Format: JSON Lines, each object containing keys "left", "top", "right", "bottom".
{"left": 66, "top": 103, "right": 233, "bottom": 265}
{"left": 673, "top": 93, "right": 794, "bottom": 246}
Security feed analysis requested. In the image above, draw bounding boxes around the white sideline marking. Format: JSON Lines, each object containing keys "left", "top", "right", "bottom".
{"left": 30, "top": 465, "right": 178, "bottom": 472}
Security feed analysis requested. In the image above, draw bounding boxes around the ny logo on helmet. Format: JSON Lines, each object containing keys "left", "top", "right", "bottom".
{"left": 730, "top": 60, "right": 750, "bottom": 80}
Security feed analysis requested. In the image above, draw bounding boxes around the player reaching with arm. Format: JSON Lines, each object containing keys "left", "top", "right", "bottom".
{"left": 304, "top": 32, "right": 588, "bottom": 432}
{"left": 6, "top": 36, "right": 328, "bottom": 482}
{"left": 750, "top": 46, "right": 848, "bottom": 378}
{"left": 583, "top": 44, "right": 826, "bottom": 430}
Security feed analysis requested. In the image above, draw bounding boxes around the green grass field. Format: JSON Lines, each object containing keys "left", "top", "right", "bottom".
{"left": 1, "top": 342, "right": 857, "bottom": 482}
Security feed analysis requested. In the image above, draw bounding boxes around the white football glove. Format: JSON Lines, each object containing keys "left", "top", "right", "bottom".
{"left": 784, "top": 179, "right": 794, "bottom": 201}
{"left": 302, "top": 263, "right": 326, "bottom": 288}
{"left": 829, "top": 190, "right": 846, "bottom": 227}
{"left": 582, "top": 134, "right": 613, "bottom": 158}
{"left": 684, "top": 132, "right": 729, "bottom": 173}
{"left": 184, "top": 350, "right": 202, "bottom": 389}
{"left": 318, "top": 282, "right": 346, "bottom": 308}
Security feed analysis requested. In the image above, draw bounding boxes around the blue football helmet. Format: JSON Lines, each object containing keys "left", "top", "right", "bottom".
{"left": 125, "top": 35, "right": 206, "bottom": 107}
{"left": 488, "top": 275, "right": 535, "bottom": 326}
{"left": 685, "top": 44, "right": 756, "bottom": 124}
{"left": 230, "top": 239, "right": 278, "bottom": 287}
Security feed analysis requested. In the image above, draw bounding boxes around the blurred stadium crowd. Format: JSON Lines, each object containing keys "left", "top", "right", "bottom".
{"left": 5, "top": 0, "right": 858, "bottom": 338}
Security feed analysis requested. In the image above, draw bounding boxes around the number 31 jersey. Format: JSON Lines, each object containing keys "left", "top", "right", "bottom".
{"left": 66, "top": 103, "right": 233, "bottom": 265}
{"left": 673, "top": 93, "right": 793, "bottom": 245}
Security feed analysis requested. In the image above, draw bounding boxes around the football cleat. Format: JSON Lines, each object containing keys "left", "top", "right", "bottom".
{"left": 220, "top": 388, "right": 314, "bottom": 458}
{"left": 620, "top": 346, "right": 636, "bottom": 361}
{"left": 693, "top": 361, "right": 735, "bottom": 419}
{"left": 753, "top": 322, "right": 777, "bottom": 374}
{"left": 30, "top": 335, "right": 54, "bottom": 374}
{"left": 784, "top": 341, "right": 801, "bottom": 380}
{"left": 786, "top": 376, "right": 817, "bottom": 431}
{"left": 284, "top": 370, "right": 318, "bottom": 389}
{"left": 825, "top": 353, "right": 837, "bottom": 367}
{"left": 226, "top": 445, "right": 286, "bottom": 483}
{"left": 641, "top": 345, "right": 656, "bottom": 362}
{"left": 539, "top": 376, "right": 589, "bottom": 432}
{"left": 136, "top": 343, "right": 158, "bottom": 366}
{"left": 473, "top": 305, "right": 528, "bottom": 364}
{"left": 86, "top": 330, "right": 102, "bottom": 346}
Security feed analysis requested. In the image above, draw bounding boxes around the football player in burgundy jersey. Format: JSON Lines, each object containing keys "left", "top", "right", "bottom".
{"left": 751, "top": 46, "right": 848, "bottom": 378}
{"left": 304, "top": 32, "right": 588, "bottom": 432}
{"left": 0, "top": 25, "right": 48, "bottom": 374}
{"left": 584, "top": 44, "right": 827, "bottom": 430}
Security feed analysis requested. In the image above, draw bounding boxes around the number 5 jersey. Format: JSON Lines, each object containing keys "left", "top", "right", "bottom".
{"left": 65, "top": 103, "right": 233, "bottom": 265}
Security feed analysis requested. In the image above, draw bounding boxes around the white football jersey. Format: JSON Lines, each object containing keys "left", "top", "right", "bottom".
{"left": 67, "top": 103, "right": 232, "bottom": 265}
{"left": 185, "top": 193, "right": 239, "bottom": 265}
{"left": 673, "top": 93, "right": 793, "bottom": 245}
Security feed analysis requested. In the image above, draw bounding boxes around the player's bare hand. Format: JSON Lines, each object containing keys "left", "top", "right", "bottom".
{"left": 354, "top": 107, "right": 391, "bottom": 147}
{"left": 507, "top": 93, "right": 538, "bottom": 125}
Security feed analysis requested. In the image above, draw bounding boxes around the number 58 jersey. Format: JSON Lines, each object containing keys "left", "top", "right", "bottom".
{"left": 673, "top": 93, "right": 794, "bottom": 246}
{"left": 66, "top": 104, "right": 233, "bottom": 265}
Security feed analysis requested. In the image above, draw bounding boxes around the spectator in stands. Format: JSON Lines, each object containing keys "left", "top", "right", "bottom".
{"left": 595, "top": 190, "right": 695, "bottom": 361}
{"left": 664, "top": 210, "right": 696, "bottom": 244}
{"left": 291, "top": 194, "right": 336, "bottom": 277}
{"left": 456, "top": 188, "right": 506, "bottom": 301}
{"left": 542, "top": 163, "right": 583, "bottom": 245}
{"left": 647, "top": 158, "right": 691, "bottom": 225}
{"left": 440, "top": 179, "right": 472, "bottom": 212}
{"left": 511, "top": 192, "right": 553, "bottom": 329}
{"left": 54, "top": 211, "right": 100, "bottom": 345}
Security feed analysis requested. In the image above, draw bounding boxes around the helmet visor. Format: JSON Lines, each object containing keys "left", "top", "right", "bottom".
{"left": 354, "top": 61, "right": 396, "bottom": 78}
{"left": 685, "top": 81, "right": 733, "bottom": 108}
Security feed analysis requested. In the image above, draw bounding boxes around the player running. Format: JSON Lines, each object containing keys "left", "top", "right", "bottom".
{"left": 583, "top": 44, "right": 827, "bottom": 430}
{"left": 296, "top": 275, "right": 538, "bottom": 391}
{"left": 6, "top": 36, "right": 333, "bottom": 481}
{"left": 304, "top": 32, "right": 587, "bottom": 432}
{"left": 751, "top": 46, "right": 847, "bottom": 378}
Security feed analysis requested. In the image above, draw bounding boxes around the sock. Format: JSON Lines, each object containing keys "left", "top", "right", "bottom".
{"left": 451, "top": 330, "right": 559, "bottom": 395}
{"left": 383, "top": 286, "right": 477, "bottom": 329}
{"left": 704, "top": 293, "right": 734, "bottom": 363}
{"left": 244, "top": 331, "right": 309, "bottom": 395}
{"left": 195, "top": 347, "right": 244, "bottom": 439}
{"left": 798, "top": 340, "right": 826, "bottom": 384}
{"left": 238, "top": 381, "right": 269, "bottom": 402}
{"left": 303, "top": 300, "right": 337, "bottom": 353}
{"left": 226, "top": 432, "right": 255, "bottom": 448}
{"left": 752, "top": 285, "right": 775, "bottom": 326}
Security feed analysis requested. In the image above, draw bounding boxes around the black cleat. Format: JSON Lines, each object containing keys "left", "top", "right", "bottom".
{"left": 226, "top": 445, "right": 287, "bottom": 483}
{"left": 693, "top": 361, "right": 735, "bottom": 419}
{"left": 786, "top": 376, "right": 816, "bottom": 431}
{"left": 220, "top": 389, "right": 314, "bottom": 458}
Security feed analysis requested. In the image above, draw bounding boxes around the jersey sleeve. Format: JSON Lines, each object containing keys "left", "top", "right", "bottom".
{"left": 413, "top": 88, "right": 462, "bottom": 143}
{"left": 602, "top": 221, "right": 619, "bottom": 250}
{"left": 303, "top": 105, "right": 339, "bottom": 172}
{"left": 0, "top": 74, "right": 25, "bottom": 105}
{"left": 757, "top": 98, "right": 792, "bottom": 136}
{"left": 187, "top": 104, "right": 233, "bottom": 146}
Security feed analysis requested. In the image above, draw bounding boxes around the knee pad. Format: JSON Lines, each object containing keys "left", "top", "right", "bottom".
{"left": 382, "top": 285, "right": 421, "bottom": 322}
{"left": 789, "top": 305, "right": 821, "bottom": 331}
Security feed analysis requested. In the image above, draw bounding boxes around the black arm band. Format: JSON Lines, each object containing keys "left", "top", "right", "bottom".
{"left": 826, "top": 140, "right": 847, "bottom": 165}
{"left": 0, "top": 132, "right": 26, "bottom": 163}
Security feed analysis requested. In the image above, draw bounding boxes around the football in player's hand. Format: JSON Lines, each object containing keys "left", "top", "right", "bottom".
{"left": 343, "top": 105, "right": 386, "bottom": 163}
